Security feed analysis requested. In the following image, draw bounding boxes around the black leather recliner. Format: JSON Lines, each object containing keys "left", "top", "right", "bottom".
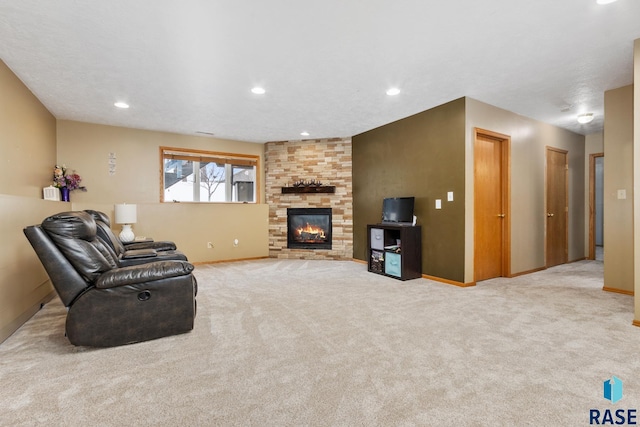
{"left": 24, "top": 211, "right": 197, "bottom": 347}
{"left": 83, "top": 209, "right": 188, "bottom": 267}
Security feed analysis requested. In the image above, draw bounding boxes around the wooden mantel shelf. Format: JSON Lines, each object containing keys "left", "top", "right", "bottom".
{"left": 281, "top": 186, "right": 336, "bottom": 194}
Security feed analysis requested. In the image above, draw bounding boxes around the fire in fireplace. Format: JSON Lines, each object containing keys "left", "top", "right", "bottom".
{"left": 287, "top": 208, "right": 332, "bottom": 249}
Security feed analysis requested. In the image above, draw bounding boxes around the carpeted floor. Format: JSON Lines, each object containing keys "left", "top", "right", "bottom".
{"left": 0, "top": 259, "right": 638, "bottom": 426}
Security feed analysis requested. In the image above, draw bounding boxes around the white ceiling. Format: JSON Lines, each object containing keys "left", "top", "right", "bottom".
{"left": 1, "top": 1, "right": 639, "bottom": 143}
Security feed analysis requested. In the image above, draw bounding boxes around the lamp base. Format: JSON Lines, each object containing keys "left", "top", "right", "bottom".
{"left": 119, "top": 224, "right": 135, "bottom": 242}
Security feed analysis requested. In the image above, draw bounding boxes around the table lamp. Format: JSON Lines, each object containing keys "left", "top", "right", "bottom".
{"left": 114, "top": 203, "right": 137, "bottom": 242}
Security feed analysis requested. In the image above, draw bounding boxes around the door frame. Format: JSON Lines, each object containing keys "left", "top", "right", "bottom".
{"left": 589, "top": 153, "right": 604, "bottom": 260}
{"left": 473, "top": 128, "right": 511, "bottom": 280}
{"left": 545, "top": 146, "right": 569, "bottom": 267}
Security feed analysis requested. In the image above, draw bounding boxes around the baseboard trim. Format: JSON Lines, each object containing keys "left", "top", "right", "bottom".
{"left": 422, "top": 274, "right": 475, "bottom": 288}
{"left": 509, "top": 258, "right": 590, "bottom": 278}
{"left": 632, "top": 320, "right": 640, "bottom": 328}
{"left": 354, "top": 260, "right": 475, "bottom": 287}
{"left": 508, "top": 266, "right": 546, "bottom": 278}
{"left": 602, "top": 287, "right": 634, "bottom": 296}
{"left": 193, "top": 256, "right": 269, "bottom": 266}
{"left": 0, "top": 291, "right": 55, "bottom": 344}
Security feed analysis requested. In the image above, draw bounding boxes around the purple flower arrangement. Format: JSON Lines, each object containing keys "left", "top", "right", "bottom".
{"left": 53, "top": 165, "right": 87, "bottom": 191}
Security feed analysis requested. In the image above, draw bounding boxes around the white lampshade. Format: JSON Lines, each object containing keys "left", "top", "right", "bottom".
{"left": 114, "top": 204, "right": 137, "bottom": 224}
{"left": 114, "top": 204, "right": 137, "bottom": 243}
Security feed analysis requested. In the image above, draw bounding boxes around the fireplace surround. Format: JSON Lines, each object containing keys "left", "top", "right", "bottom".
{"left": 287, "top": 208, "right": 332, "bottom": 250}
{"left": 265, "top": 137, "right": 352, "bottom": 260}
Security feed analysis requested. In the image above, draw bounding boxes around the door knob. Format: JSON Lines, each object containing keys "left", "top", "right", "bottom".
{"left": 547, "top": 213, "right": 554, "bottom": 217}
{"left": 497, "top": 214, "right": 505, "bottom": 218}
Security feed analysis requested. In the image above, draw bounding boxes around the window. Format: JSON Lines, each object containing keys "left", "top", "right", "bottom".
{"left": 161, "top": 147, "right": 259, "bottom": 203}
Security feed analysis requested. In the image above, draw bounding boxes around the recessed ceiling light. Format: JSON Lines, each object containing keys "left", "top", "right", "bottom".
{"left": 577, "top": 113, "right": 594, "bottom": 124}
{"left": 300, "top": 131, "right": 310, "bottom": 137}
{"left": 386, "top": 87, "right": 401, "bottom": 96}
{"left": 114, "top": 102, "right": 129, "bottom": 109}
{"left": 251, "top": 87, "right": 266, "bottom": 95}
{"left": 596, "top": 0, "right": 618, "bottom": 4}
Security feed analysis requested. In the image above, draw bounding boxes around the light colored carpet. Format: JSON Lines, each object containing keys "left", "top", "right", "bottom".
{"left": 0, "top": 259, "right": 638, "bottom": 426}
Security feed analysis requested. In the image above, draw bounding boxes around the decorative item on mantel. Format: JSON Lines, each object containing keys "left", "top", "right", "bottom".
{"left": 281, "top": 179, "right": 336, "bottom": 194}
{"left": 52, "top": 165, "right": 87, "bottom": 202}
{"left": 293, "top": 179, "right": 322, "bottom": 187}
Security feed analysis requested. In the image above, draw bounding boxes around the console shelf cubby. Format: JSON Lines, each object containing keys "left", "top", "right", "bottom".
{"left": 367, "top": 224, "right": 422, "bottom": 281}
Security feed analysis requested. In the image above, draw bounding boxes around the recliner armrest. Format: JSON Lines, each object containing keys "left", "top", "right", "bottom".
{"left": 121, "top": 248, "right": 158, "bottom": 259}
{"left": 95, "top": 261, "right": 194, "bottom": 289}
{"left": 123, "top": 241, "right": 177, "bottom": 251}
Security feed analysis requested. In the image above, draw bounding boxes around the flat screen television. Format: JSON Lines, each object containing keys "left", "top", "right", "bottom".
{"left": 381, "top": 197, "right": 415, "bottom": 224}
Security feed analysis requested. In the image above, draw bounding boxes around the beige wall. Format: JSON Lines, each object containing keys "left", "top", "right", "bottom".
{"left": 70, "top": 202, "right": 269, "bottom": 264}
{"left": 634, "top": 39, "right": 640, "bottom": 323}
{"left": 604, "top": 85, "right": 634, "bottom": 294}
{"left": 466, "top": 98, "right": 586, "bottom": 283}
{"left": 0, "top": 60, "right": 57, "bottom": 197}
{"left": 0, "top": 60, "right": 59, "bottom": 342}
{"left": 57, "top": 120, "right": 266, "bottom": 204}
{"left": 584, "top": 132, "right": 604, "bottom": 257}
{"left": 56, "top": 120, "right": 270, "bottom": 263}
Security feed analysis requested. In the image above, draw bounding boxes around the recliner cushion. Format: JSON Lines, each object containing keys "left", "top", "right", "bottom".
{"left": 85, "top": 210, "right": 127, "bottom": 255}
{"left": 86, "top": 209, "right": 112, "bottom": 227}
{"left": 42, "top": 212, "right": 117, "bottom": 283}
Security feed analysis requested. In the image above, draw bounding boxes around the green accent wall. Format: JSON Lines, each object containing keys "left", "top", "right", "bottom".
{"left": 353, "top": 97, "right": 466, "bottom": 282}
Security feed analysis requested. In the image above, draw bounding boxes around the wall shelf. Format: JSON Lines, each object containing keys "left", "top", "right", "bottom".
{"left": 281, "top": 186, "right": 336, "bottom": 194}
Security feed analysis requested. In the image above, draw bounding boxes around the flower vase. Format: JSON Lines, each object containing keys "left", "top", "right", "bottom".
{"left": 60, "top": 187, "right": 70, "bottom": 202}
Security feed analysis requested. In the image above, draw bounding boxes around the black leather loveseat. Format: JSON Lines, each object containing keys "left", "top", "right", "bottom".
{"left": 24, "top": 211, "right": 197, "bottom": 347}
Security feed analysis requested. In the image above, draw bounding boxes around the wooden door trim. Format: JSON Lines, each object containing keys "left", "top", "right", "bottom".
{"left": 589, "top": 153, "right": 604, "bottom": 260}
{"left": 473, "top": 128, "right": 511, "bottom": 280}
{"left": 545, "top": 146, "right": 568, "bottom": 267}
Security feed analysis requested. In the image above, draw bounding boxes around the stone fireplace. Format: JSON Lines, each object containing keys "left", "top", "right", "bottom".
{"left": 265, "top": 137, "right": 353, "bottom": 260}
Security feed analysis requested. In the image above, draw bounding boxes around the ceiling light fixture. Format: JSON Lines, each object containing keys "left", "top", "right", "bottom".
{"left": 300, "top": 131, "right": 310, "bottom": 137}
{"left": 114, "top": 102, "right": 129, "bottom": 109}
{"left": 596, "top": 0, "right": 618, "bottom": 4}
{"left": 386, "top": 88, "right": 401, "bottom": 96}
{"left": 251, "top": 87, "right": 266, "bottom": 95}
{"left": 577, "top": 113, "right": 594, "bottom": 124}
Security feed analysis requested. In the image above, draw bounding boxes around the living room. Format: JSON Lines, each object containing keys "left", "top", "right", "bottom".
{"left": 4, "top": 55, "right": 639, "bottom": 339}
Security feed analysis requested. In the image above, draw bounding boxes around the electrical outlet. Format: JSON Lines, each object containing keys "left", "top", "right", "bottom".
{"left": 207, "top": 242, "right": 213, "bottom": 249}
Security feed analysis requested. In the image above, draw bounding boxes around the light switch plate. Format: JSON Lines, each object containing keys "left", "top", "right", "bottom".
{"left": 435, "top": 199, "right": 442, "bottom": 209}
{"left": 447, "top": 191, "right": 454, "bottom": 202}
{"left": 617, "top": 189, "right": 626, "bottom": 200}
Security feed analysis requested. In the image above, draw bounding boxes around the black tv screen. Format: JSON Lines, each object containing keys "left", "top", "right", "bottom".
{"left": 382, "top": 197, "right": 415, "bottom": 223}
